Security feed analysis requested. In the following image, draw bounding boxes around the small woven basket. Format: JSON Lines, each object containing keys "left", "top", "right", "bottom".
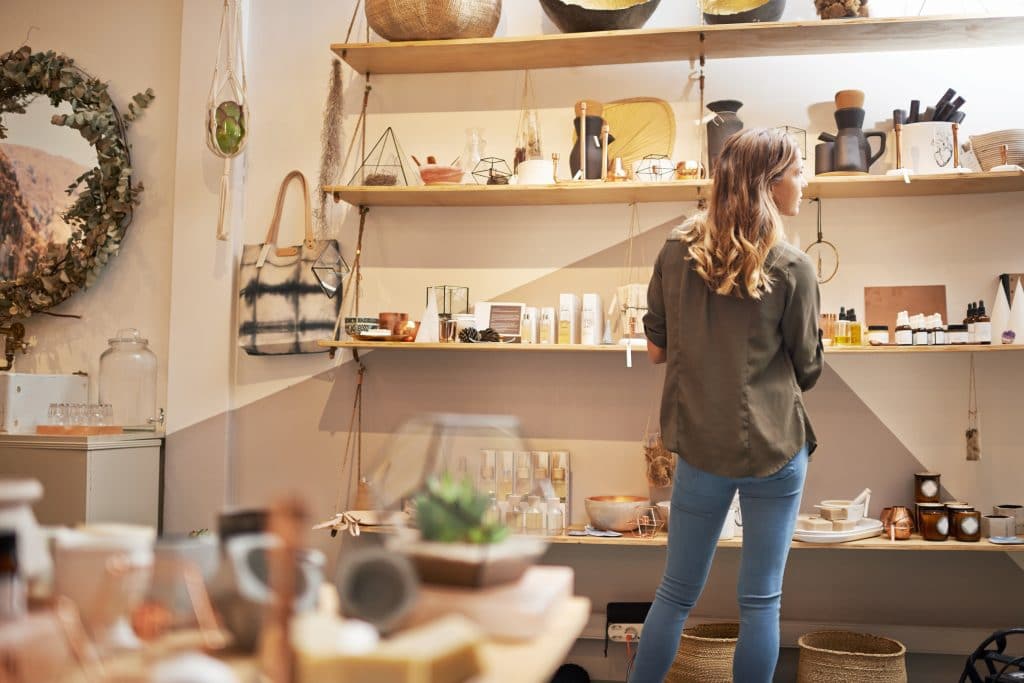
{"left": 666, "top": 622, "right": 739, "bottom": 683}
{"left": 797, "top": 630, "right": 907, "bottom": 683}
{"left": 365, "top": 0, "right": 502, "bottom": 41}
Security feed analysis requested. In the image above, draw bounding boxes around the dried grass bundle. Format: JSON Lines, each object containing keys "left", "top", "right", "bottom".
{"left": 644, "top": 433, "right": 675, "bottom": 487}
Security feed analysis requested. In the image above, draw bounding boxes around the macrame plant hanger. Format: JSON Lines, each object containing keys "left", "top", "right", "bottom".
{"left": 207, "top": 0, "right": 249, "bottom": 241}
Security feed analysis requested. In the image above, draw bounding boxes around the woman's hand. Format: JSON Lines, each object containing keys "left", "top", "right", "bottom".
{"left": 648, "top": 343, "right": 666, "bottom": 364}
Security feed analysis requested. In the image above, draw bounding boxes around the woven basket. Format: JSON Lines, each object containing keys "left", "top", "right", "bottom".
{"left": 666, "top": 622, "right": 739, "bottom": 683}
{"left": 365, "top": 0, "right": 502, "bottom": 41}
{"left": 797, "top": 631, "right": 907, "bottom": 683}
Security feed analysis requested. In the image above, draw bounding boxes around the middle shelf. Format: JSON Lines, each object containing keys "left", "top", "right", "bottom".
{"left": 327, "top": 170, "right": 1024, "bottom": 207}
{"left": 319, "top": 340, "right": 1024, "bottom": 354}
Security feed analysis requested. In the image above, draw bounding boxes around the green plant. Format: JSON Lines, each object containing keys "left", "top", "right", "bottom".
{"left": 414, "top": 474, "right": 507, "bottom": 545}
{"left": 0, "top": 46, "right": 153, "bottom": 320}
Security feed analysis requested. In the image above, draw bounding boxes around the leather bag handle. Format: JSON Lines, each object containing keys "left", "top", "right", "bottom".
{"left": 263, "top": 170, "right": 315, "bottom": 254}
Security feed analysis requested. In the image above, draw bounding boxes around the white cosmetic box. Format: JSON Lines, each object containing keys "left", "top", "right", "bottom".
{"left": 0, "top": 373, "right": 89, "bottom": 434}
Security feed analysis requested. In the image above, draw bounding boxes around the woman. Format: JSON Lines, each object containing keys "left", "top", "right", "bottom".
{"left": 630, "top": 128, "right": 823, "bottom": 683}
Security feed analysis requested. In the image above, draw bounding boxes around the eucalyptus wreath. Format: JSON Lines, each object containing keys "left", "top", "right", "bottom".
{"left": 0, "top": 46, "right": 154, "bottom": 320}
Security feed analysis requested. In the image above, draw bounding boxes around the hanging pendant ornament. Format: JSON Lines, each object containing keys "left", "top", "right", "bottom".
{"left": 206, "top": 0, "right": 249, "bottom": 241}
{"left": 804, "top": 198, "right": 839, "bottom": 284}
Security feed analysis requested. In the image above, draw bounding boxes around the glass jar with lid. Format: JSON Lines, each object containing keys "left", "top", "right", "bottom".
{"left": 98, "top": 328, "right": 158, "bottom": 429}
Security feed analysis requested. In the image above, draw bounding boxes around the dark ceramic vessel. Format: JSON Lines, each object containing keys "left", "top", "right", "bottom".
{"left": 703, "top": 0, "right": 786, "bottom": 24}
{"left": 540, "top": 0, "right": 662, "bottom": 33}
{"left": 570, "top": 115, "right": 615, "bottom": 180}
{"left": 706, "top": 100, "right": 744, "bottom": 175}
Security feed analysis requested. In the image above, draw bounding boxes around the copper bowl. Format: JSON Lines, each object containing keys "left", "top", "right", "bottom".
{"left": 585, "top": 495, "right": 650, "bottom": 532}
{"left": 379, "top": 312, "right": 409, "bottom": 334}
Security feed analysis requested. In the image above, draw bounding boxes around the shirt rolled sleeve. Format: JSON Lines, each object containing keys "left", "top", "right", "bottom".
{"left": 644, "top": 249, "right": 667, "bottom": 348}
{"left": 782, "top": 256, "right": 824, "bottom": 392}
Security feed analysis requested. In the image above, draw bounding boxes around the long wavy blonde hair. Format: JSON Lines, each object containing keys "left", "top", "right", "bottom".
{"left": 683, "top": 128, "right": 799, "bottom": 299}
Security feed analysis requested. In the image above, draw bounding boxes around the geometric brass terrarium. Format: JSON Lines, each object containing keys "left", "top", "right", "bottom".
{"left": 312, "top": 242, "right": 350, "bottom": 299}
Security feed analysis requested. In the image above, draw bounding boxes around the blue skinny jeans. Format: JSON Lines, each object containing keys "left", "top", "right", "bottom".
{"left": 628, "top": 445, "right": 809, "bottom": 683}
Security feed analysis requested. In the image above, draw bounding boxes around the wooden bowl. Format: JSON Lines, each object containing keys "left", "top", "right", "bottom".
{"left": 702, "top": 0, "right": 786, "bottom": 24}
{"left": 585, "top": 495, "right": 650, "bottom": 532}
{"left": 539, "top": 0, "right": 662, "bottom": 33}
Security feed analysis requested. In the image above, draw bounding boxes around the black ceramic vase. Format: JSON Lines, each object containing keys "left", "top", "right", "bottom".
{"left": 570, "top": 115, "right": 614, "bottom": 180}
{"left": 706, "top": 100, "right": 744, "bottom": 174}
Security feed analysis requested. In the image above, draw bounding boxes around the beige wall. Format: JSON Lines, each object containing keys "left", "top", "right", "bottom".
{"left": 0, "top": 0, "right": 183, "bottom": 406}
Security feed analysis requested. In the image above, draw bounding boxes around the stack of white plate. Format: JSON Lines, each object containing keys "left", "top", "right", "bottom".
{"left": 968, "top": 129, "right": 1024, "bottom": 171}
{"left": 793, "top": 517, "right": 883, "bottom": 544}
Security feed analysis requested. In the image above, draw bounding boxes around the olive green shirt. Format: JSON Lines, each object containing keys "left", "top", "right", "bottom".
{"left": 643, "top": 230, "right": 823, "bottom": 478}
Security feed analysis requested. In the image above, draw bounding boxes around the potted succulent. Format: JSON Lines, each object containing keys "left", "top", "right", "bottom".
{"left": 397, "top": 474, "right": 545, "bottom": 588}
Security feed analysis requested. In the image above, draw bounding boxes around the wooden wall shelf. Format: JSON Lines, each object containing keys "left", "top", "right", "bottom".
{"left": 319, "top": 340, "right": 1024, "bottom": 354}
{"left": 332, "top": 15, "right": 1024, "bottom": 75}
{"left": 326, "top": 171, "right": 1024, "bottom": 208}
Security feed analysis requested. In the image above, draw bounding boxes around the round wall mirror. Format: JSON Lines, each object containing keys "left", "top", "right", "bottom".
{"left": 0, "top": 98, "right": 96, "bottom": 281}
{"left": 0, "top": 46, "right": 154, "bottom": 322}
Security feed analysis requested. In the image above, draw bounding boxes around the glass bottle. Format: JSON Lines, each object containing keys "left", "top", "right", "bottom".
{"left": 459, "top": 127, "right": 486, "bottom": 182}
{"left": 848, "top": 308, "right": 862, "bottom": 346}
{"left": 98, "top": 328, "right": 159, "bottom": 429}
{"left": 551, "top": 451, "right": 570, "bottom": 501}
{"left": 975, "top": 301, "right": 992, "bottom": 345}
{"left": 505, "top": 495, "right": 525, "bottom": 533}
{"left": 483, "top": 493, "right": 501, "bottom": 527}
{"left": 835, "top": 307, "right": 849, "bottom": 345}
{"left": 497, "top": 451, "right": 514, "bottom": 500}
{"left": 545, "top": 497, "right": 565, "bottom": 536}
{"left": 478, "top": 450, "right": 496, "bottom": 495}
{"left": 514, "top": 451, "right": 532, "bottom": 497}
{"left": 525, "top": 496, "right": 544, "bottom": 535}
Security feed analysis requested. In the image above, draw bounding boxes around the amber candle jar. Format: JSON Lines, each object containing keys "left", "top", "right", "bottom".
{"left": 914, "top": 472, "right": 941, "bottom": 503}
{"left": 953, "top": 510, "right": 981, "bottom": 542}
{"left": 920, "top": 507, "right": 950, "bottom": 541}
{"left": 944, "top": 502, "right": 973, "bottom": 534}
{"left": 915, "top": 502, "right": 944, "bottom": 532}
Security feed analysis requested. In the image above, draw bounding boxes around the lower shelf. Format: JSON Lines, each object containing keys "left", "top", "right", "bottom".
{"left": 352, "top": 525, "right": 1023, "bottom": 552}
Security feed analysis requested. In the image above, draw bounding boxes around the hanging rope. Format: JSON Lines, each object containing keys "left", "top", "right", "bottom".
{"left": 329, "top": 205, "right": 369, "bottom": 358}
{"left": 207, "top": 0, "right": 248, "bottom": 241}
{"left": 334, "top": 360, "right": 367, "bottom": 515}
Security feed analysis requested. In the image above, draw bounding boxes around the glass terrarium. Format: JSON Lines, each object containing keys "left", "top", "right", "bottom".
{"left": 312, "top": 242, "right": 349, "bottom": 299}
{"left": 348, "top": 127, "right": 414, "bottom": 186}
{"left": 427, "top": 285, "right": 470, "bottom": 317}
{"left": 776, "top": 125, "right": 808, "bottom": 160}
{"left": 365, "top": 413, "right": 549, "bottom": 587}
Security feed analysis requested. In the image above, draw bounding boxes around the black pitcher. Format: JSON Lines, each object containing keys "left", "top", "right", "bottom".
{"left": 570, "top": 115, "right": 614, "bottom": 180}
{"left": 832, "top": 107, "right": 886, "bottom": 173}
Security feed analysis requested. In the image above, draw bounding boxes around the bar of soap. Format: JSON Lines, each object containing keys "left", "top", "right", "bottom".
{"left": 797, "top": 516, "right": 832, "bottom": 531}
{"left": 297, "top": 614, "right": 482, "bottom": 683}
{"left": 817, "top": 506, "right": 848, "bottom": 521}
{"left": 831, "top": 519, "right": 858, "bottom": 532}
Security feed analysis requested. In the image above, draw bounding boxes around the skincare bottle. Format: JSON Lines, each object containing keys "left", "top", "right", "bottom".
{"left": 532, "top": 451, "right": 550, "bottom": 487}
{"left": 497, "top": 451, "right": 514, "bottom": 500}
{"left": 835, "top": 307, "right": 849, "bottom": 345}
{"left": 505, "top": 495, "right": 525, "bottom": 533}
{"left": 483, "top": 493, "right": 501, "bottom": 527}
{"left": 966, "top": 302, "right": 977, "bottom": 343}
{"left": 558, "top": 293, "right": 581, "bottom": 345}
{"left": 514, "top": 451, "right": 532, "bottom": 497}
{"left": 478, "top": 449, "right": 496, "bottom": 495}
{"left": 975, "top": 301, "right": 992, "bottom": 344}
{"left": 581, "top": 293, "right": 604, "bottom": 346}
{"left": 522, "top": 307, "right": 539, "bottom": 344}
{"left": 848, "top": 308, "right": 862, "bottom": 346}
{"left": 551, "top": 451, "right": 569, "bottom": 501}
{"left": 545, "top": 498, "right": 565, "bottom": 536}
{"left": 932, "top": 314, "right": 946, "bottom": 346}
{"left": 525, "top": 496, "right": 544, "bottom": 535}
{"left": 895, "top": 311, "right": 913, "bottom": 346}
{"left": 912, "top": 314, "right": 929, "bottom": 346}
{"left": 539, "top": 307, "right": 557, "bottom": 344}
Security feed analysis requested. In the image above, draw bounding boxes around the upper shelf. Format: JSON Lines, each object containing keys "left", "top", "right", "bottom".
{"left": 326, "top": 171, "right": 1024, "bottom": 207}
{"left": 319, "top": 341, "right": 1024, "bottom": 354}
{"left": 331, "top": 14, "right": 1024, "bottom": 75}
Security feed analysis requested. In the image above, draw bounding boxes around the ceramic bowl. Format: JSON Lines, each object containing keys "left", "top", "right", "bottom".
{"left": 702, "top": 0, "right": 785, "bottom": 24}
{"left": 540, "top": 0, "right": 662, "bottom": 33}
{"left": 400, "top": 534, "right": 546, "bottom": 588}
{"left": 585, "top": 495, "right": 650, "bottom": 532}
{"left": 344, "top": 316, "right": 380, "bottom": 336}
{"left": 817, "top": 499, "right": 865, "bottom": 522}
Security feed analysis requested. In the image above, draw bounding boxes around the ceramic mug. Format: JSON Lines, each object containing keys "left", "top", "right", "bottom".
{"left": 993, "top": 504, "right": 1024, "bottom": 535}
{"left": 982, "top": 514, "right": 1015, "bottom": 539}
{"left": 901, "top": 122, "right": 955, "bottom": 175}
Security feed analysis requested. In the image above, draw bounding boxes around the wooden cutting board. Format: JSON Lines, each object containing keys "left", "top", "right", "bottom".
{"left": 864, "top": 285, "right": 948, "bottom": 329}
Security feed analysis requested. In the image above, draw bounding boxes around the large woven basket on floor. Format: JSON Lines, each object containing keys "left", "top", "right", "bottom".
{"left": 797, "top": 630, "right": 907, "bottom": 683}
{"left": 666, "top": 622, "right": 739, "bottom": 683}
{"left": 365, "top": 0, "right": 502, "bottom": 41}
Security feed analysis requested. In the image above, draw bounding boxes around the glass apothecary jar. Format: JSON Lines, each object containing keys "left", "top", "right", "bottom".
{"left": 98, "top": 328, "right": 159, "bottom": 429}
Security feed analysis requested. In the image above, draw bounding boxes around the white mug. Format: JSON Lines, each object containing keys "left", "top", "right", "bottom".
{"left": 993, "top": 505, "right": 1024, "bottom": 535}
{"left": 982, "top": 514, "right": 1015, "bottom": 538}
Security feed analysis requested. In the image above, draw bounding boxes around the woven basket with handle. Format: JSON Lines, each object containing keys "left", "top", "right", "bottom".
{"left": 365, "top": 0, "right": 502, "bottom": 41}
{"left": 666, "top": 622, "right": 739, "bottom": 683}
{"left": 797, "top": 630, "right": 907, "bottom": 683}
